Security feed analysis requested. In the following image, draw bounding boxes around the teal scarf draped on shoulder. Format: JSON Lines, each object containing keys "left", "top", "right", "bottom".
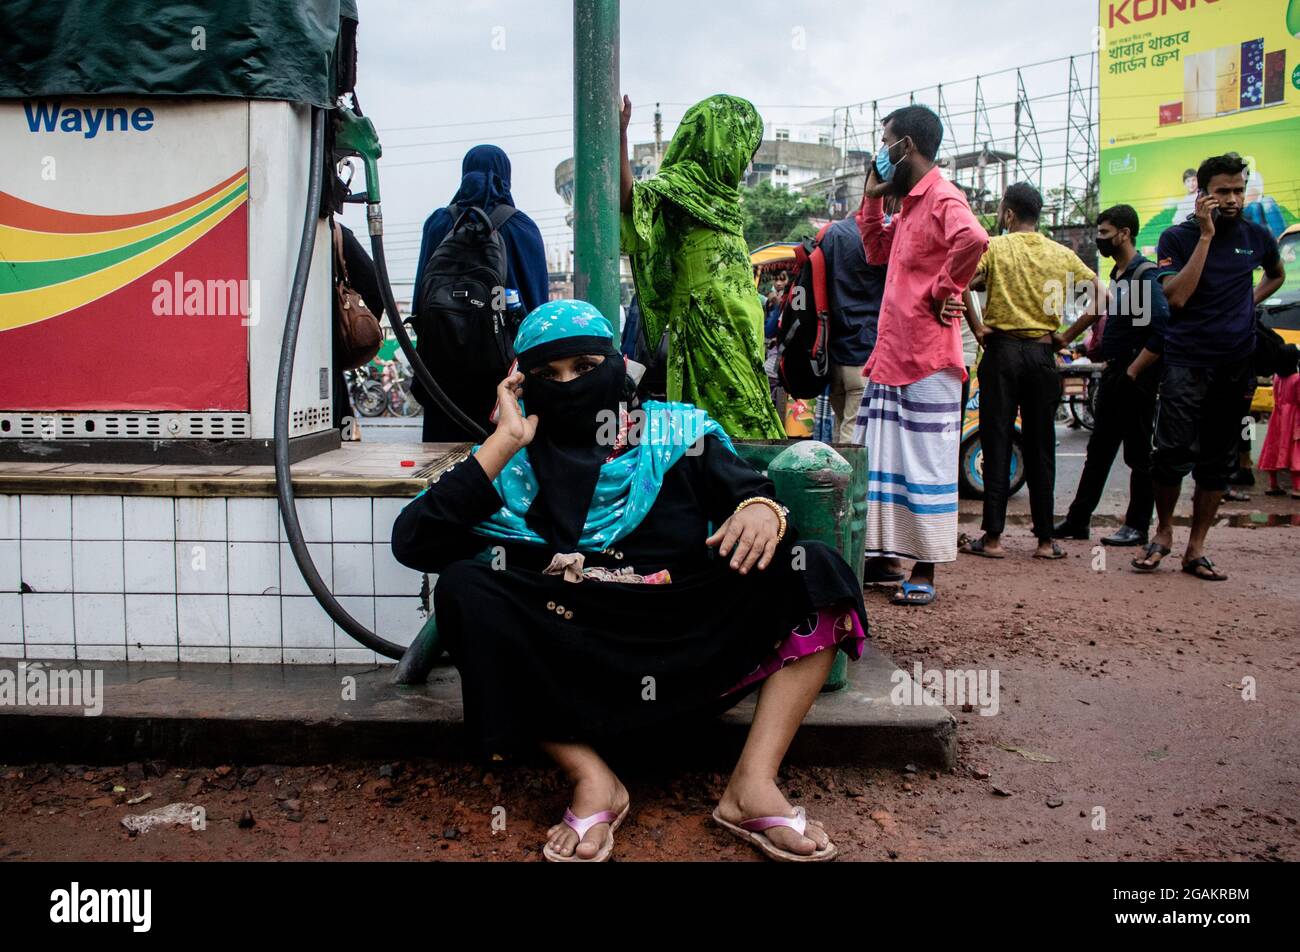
{"left": 471, "top": 400, "right": 735, "bottom": 551}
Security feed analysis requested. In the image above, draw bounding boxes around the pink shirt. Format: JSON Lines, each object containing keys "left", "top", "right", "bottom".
{"left": 856, "top": 167, "right": 988, "bottom": 386}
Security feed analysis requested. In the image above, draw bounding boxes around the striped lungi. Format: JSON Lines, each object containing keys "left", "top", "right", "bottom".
{"left": 853, "top": 368, "right": 963, "bottom": 563}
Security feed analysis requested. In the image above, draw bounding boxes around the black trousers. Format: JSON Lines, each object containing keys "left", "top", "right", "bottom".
{"left": 1064, "top": 358, "right": 1158, "bottom": 531}
{"left": 978, "top": 335, "right": 1061, "bottom": 540}
{"left": 1151, "top": 358, "right": 1254, "bottom": 492}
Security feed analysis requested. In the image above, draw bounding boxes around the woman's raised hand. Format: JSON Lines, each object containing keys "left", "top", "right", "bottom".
{"left": 471, "top": 372, "right": 538, "bottom": 483}
{"left": 493, "top": 372, "right": 538, "bottom": 449}
{"left": 619, "top": 95, "right": 632, "bottom": 136}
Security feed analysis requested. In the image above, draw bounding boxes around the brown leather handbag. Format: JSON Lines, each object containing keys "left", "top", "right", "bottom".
{"left": 333, "top": 223, "right": 383, "bottom": 370}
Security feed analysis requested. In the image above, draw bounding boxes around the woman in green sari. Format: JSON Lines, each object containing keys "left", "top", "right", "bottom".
{"left": 619, "top": 94, "right": 785, "bottom": 439}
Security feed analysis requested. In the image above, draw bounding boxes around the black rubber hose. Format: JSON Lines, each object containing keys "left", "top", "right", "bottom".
{"left": 275, "top": 106, "right": 405, "bottom": 659}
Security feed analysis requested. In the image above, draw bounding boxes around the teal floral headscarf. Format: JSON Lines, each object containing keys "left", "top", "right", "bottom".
{"left": 468, "top": 300, "right": 737, "bottom": 551}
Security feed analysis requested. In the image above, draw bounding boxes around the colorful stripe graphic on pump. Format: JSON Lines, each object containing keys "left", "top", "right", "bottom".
{"left": 0, "top": 169, "right": 248, "bottom": 331}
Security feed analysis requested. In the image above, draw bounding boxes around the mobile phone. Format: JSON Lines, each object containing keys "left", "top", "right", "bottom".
{"left": 1195, "top": 189, "right": 1221, "bottom": 222}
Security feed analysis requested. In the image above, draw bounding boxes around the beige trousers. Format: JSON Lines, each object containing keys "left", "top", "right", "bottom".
{"left": 829, "top": 362, "right": 868, "bottom": 445}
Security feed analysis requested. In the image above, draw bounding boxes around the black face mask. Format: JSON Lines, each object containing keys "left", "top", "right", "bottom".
{"left": 520, "top": 354, "right": 629, "bottom": 550}
{"left": 1095, "top": 235, "right": 1118, "bottom": 259}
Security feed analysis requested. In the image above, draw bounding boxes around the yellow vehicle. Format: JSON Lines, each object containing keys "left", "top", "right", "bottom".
{"left": 1251, "top": 223, "right": 1300, "bottom": 414}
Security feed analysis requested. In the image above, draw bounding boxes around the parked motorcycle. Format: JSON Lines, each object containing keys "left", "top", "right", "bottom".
{"left": 347, "top": 365, "right": 387, "bottom": 417}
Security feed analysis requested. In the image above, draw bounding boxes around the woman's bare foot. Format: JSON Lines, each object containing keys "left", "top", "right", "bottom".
{"left": 544, "top": 767, "right": 629, "bottom": 860}
{"left": 715, "top": 772, "right": 831, "bottom": 857}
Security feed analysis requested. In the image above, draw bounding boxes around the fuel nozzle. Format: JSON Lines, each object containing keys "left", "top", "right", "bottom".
{"left": 333, "top": 105, "right": 382, "bottom": 210}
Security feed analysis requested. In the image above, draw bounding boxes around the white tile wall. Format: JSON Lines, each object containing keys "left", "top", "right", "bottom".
{"left": 0, "top": 593, "right": 21, "bottom": 642}
{"left": 11, "top": 492, "right": 431, "bottom": 665}
{"left": 128, "top": 644, "right": 179, "bottom": 662}
{"left": 72, "top": 496, "right": 123, "bottom": 540}
{"left": 175, "top": 497, "right": 226, "bottom": 541}
{"left": 0, "top": 496, "right": 19, "bottom": 538}
{"left": 230, "top": 595, "right": 281, "bottom": 648}
{"left": 375, "top": 596, "right": 424, "bottom": 650}
{"left": 372, "top": 497, "right": 406, "bottom": 543}
{"left": 333, "top": 544, "right": 374, "bottom": 596}
{"left": 232, "top": 646, "right": 282, "bottom": 664}
{"left": 373, "top": 544, "right": 421, "bottom": 597}
{"left": 72, "top": 540, "right": 124, "bottom": 593}
{"left": 126, "top": 594, "right": 178, "bottom": 646}
{"left": 178, "top": 594, "right": 229, "bottom": 647}
{"left": 25, "top": 644, "right": 76, "bottom": 660}
{"left": 228, "top": 542, "right": 280, "bottom": 595}
{"left": 176, "top": 541, "right": 228, "bottom": 594}
{"left": 334, "top": 595, "right": 375, "bottom": 649}
{"left": 227, "top": 497, "right": 280, "bottom": 542}
{"left": 124, "top": 541, "right": 176, "bottom": 593}
{"left": 0, "top": 540, "right": 19, "bottom": 592}
{"left": 23, "top": 592, "right": 74, "bottom": 644}
{"left": 331, "top": 498, "right": 372, "bottom": 543}
{"left": 280, "top": 542, "right": 331, "bottom": 596}
{"left": 282, "top": 596, "right": 334, "bottom": 648}
{"left": 23, "top": 540, "right": 72, "bottom": 593}
{"left": 73, "top": 594, "right": 125, "bottom": 647}
{"left": 283, "top": 647, "right": 336, "bottom": 664}
{"left": 124, "top": 497, "right": 174, "bottom": 540}
{"left": 78, "top": 645, "right": 127, "bottom": 662}
{"left": 21, "top": 495, "right": 71, "bottom": 539}
{"left": 281, "top": 497, "right": 331, "bottom": 543}
{"left": 180, "top": 646, "right": 231, "bottom": 663}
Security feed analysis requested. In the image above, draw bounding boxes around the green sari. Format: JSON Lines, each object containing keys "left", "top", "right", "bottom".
{"left": 621, "top": 94, "right": 785, "bottom": 439}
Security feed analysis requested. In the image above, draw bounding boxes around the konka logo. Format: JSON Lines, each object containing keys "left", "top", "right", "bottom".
{"left": 1107, "top": 0, "right": 1221, "bottom": 30}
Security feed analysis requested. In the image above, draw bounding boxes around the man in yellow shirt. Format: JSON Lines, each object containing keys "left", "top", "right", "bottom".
{"left": 961, "top": 183, "right": 1101, "bottom": 560}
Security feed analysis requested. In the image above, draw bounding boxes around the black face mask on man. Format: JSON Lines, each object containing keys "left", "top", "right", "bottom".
{"left": 1095, "top": 235, "right": 1119, "bottom": 259}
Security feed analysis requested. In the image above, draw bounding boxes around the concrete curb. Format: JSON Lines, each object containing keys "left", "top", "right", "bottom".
{"left": 0, "top": 646, "right": 956, "bottom": 770}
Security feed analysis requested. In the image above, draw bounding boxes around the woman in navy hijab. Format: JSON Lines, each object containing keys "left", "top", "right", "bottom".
{"left": 413, "top": 145, "right": 549, "bottom": 441}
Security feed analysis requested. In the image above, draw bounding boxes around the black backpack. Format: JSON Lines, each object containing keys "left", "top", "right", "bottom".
{"left": 776, "top": 224, "right": 832, "bottom": 400}
{"left": 410, "top": 204, "right": 519, "bottom": 421}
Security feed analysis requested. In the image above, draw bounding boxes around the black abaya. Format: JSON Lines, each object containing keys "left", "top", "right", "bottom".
{"left": 391, "top": 435, "right": 868, "bottom": 759}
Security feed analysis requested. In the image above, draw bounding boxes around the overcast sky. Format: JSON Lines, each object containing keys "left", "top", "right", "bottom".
{"left": 339, "top": 0, "right": 1098, "bottom": 286}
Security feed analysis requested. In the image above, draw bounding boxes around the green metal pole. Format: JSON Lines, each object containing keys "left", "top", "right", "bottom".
{"left": 573, "top": 0, "right": 621, "bottom": 346}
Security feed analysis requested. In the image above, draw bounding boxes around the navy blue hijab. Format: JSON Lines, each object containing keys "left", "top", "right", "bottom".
{"left": 413, "top": 145, "right": 549, "bottom": 314}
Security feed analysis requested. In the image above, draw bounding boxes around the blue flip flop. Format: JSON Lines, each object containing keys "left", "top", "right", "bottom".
{"left": 891, "top": 581, "right": 935, "bottom": 606}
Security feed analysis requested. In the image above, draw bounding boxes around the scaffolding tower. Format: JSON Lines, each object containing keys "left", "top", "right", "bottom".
{"left": 834, "top": 52, "right": 1100, "bottom": 227}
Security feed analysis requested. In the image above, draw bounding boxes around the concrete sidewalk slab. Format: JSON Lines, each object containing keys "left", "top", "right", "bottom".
{"left": 0, "top": 645, "right": 955, "bottom": 769}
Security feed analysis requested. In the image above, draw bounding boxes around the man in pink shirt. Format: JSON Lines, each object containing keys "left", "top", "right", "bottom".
{"left": 852, "top": 105, "right": 988, "bottom": 606}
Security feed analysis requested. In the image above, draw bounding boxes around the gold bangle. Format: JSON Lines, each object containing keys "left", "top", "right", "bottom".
{"left": 734, "top": 496, "right": 788, "bottom": 542}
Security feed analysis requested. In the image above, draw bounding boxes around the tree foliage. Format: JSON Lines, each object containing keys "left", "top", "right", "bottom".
{"left": 741, "top": 181, "right": 826, "bottom": 249}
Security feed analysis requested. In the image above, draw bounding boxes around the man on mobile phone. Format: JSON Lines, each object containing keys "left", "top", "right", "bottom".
{"left": 854, "top": 105, "right": 988, "bottom": 606}
{"left": 1129, "top": 153, "right": 1286, "bottom": 581}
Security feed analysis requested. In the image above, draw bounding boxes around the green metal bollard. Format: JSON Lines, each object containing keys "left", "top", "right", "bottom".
{"left": 762, "top": 441, "right": 866, "bottom": 692}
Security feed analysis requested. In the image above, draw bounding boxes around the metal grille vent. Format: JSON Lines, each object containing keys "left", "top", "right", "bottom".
{"left": 0, "top": 413, "right": 252, "bottom": 440}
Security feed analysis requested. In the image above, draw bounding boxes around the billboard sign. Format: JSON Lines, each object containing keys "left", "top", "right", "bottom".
{"left": 1099, "top": 0, "right": 1300, "bottom": 254}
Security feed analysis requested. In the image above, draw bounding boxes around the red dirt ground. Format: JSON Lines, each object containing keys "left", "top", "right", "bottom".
{"left": 2, "top": 524, "right": 1296, "bottom": 862}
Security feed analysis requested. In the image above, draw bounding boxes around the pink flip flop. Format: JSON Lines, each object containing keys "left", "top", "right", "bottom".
{"left": 542, "top": 802, "right": 630, "bottom": 863}
{"left": 711, "top": 805, "right": 838, "bottom": 862}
